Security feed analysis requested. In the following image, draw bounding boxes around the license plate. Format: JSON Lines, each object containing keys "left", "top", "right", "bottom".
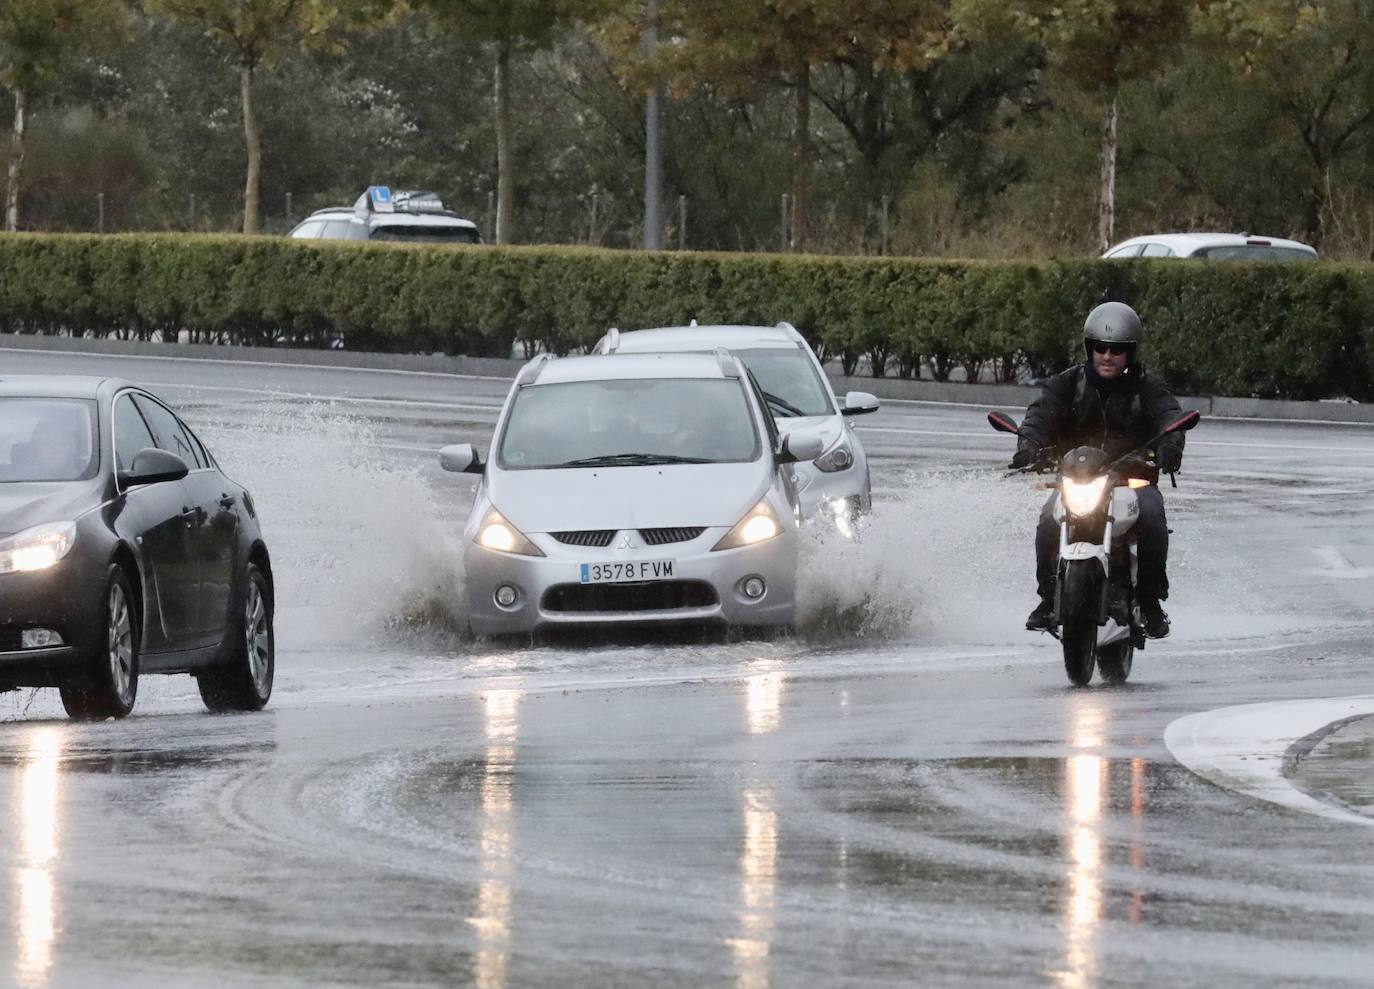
{"left": 580, "top": 560, "right": 675, "bottom": 584}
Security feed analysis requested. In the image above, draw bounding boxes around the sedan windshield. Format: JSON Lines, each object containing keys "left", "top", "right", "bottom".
{"left": 499, "top": 378, "right": 760, "bottom": 469}
{"left": 0, "top": 399, "right": 99, "bottom": 482}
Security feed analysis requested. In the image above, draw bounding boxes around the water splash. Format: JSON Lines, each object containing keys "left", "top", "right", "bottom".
{"left": 198, "top": 403, "right": 472, "bottom": 649}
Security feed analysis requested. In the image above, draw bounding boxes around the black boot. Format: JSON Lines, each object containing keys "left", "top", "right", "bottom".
{"left": 1140, "top": 599, "right": 1171, "bottom": 639}
{"left": 1026, "top": 596, "right": 1056, "bottom": 632}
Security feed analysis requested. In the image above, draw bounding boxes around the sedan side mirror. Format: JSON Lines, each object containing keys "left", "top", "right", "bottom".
{"left": 777, "top": 429, "right": 826, "bottom": 464}
{"left": 118, "top": 448, "right": 189, "bottom": 488}
{"left": 439, "top": 443, "right": 486, "bottom": 474}
{"left": 841, "top": 391, "right": 880, "bottom": 417}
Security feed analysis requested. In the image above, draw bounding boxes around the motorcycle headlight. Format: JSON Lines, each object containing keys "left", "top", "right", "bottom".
{"left": 474, "top": 509, "right": 545, "bottom": 557}
{"left": 1061, "top": 477, "right": 1110, "bottom": 517}
{"left": 0, "top": 521, "right": 78, "bottom": 575}
{"left": 712, "top": 500, "right": 783, "bottom": 551}
{"left": 813, "top": 439, "right": 854, "bottom": 473}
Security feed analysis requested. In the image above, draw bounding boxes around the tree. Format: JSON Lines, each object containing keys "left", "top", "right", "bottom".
{"left": 144, "top": 0, "right": 385, "bottom": 234}
{"left": 417, "top": 0, "right": 618, "bottom": 244}
{"left": 954, "top": 0, "right": 1201, "bottom": 251}
{"left": 651, "top": 0, "right": 951, "bottom": 252}
{"left": 1, "top": 0, "right": 127, "bottom": 231}
{"left": 1197, "top": 0, "right": 1374, "bottom": 243}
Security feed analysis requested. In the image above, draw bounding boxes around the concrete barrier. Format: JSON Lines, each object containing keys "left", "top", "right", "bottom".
{"left": 3, "top": 333, "right": 1371, "bottom": 424}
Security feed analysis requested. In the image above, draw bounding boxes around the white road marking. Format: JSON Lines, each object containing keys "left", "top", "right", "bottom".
{"left": 1309, "top": 546, "right": 1374, "bottom": 580}
{"left": 1165, "top": 697, "right": 1374, "bottom": 827}
{"left": 0, "top": 345, "right": 514, "bottom": 380}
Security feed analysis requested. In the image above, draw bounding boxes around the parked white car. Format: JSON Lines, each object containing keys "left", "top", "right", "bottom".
{"left": 1102, "top": 233, "right": 1317, "bottom": 261}
{"left": 439, "top": 352, "right": 827, "bottom": 636}
{"left": 594, "top": 322, "right": 878, "bottom": 527}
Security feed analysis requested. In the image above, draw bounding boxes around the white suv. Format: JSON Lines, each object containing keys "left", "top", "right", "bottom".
{"left": 1103, "top": 232, "right": 1317, "bottom": 261}
{"left": 288, "top": 186, "right": 482, "bottom": 245}
{"left": 595, "top": 322, "right": 878, "bottom": 527}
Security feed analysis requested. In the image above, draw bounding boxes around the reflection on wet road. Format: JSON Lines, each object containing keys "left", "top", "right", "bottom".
{"left": 1, "top": 349, "right": 1373, "bottom": 986}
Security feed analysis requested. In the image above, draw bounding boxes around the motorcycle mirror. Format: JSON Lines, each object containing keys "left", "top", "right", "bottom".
{"left": 1164, "top": 410, "right": 1201, "bottom": 434}
{"left": 987, "top": 411, "right": 1021, "bottom": 435}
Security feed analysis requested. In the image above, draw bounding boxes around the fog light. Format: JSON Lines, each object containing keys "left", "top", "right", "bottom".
{"left": 494, "top": 585, "right": 520, "bottom": 608}
{"left": 742, "top": 577, "right": 766, "bottom": 600}
{"left": 21, "top": 628, "right": 64, "bottom": 649}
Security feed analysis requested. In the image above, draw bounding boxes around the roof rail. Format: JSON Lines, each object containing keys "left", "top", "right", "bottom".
{"left": 714, "top": 347, "right": 740, "bottom": 378}
{"left": 604, "top": 327, "right": 621, "bottom": 354}
{"left": 776, "top": 321, "right": 802, "bottom": 339}
{"left": 518, "top": 353, "right": 554, "bottom": 386}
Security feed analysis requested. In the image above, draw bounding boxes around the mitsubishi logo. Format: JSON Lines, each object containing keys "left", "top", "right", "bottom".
{"left": 616, "top": 532, "right": 640, "bottom": 551}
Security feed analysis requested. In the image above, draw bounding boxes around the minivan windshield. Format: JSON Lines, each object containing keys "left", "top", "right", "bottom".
{"left": 733, "top": 347, "right": 834, "bottom": 417}
{"left": 0, "top": 399, "right": 99, "bottom": 482}
{"left": 499, "top": 378, "right": 760, "bottom": 469}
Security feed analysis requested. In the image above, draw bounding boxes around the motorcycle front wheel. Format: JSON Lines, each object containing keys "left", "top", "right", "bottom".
{"left": 1059, "top": 561, "right": 1101, "bottom": 687}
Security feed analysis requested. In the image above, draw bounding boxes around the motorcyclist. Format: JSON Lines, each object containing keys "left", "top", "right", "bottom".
{"left": 1013, "top": 301, "right": 1185, "bottom": 639}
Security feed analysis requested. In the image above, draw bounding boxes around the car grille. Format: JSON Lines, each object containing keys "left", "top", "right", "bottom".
{"left": 0, "top": 625, "right": 21, "bottom": 652}
{"left": 542, "top": 581, "right": 718, "bottom": 614}
{"left": 640, "top": 527, "right": 705, "bottom": 546}
{"left": 551, "top": 530, "right": 617, "bottom": 548}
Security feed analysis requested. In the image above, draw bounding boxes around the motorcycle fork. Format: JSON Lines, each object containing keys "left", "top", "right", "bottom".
{"left": 1056, "top": 514, "right": 1115, "bottom": 625}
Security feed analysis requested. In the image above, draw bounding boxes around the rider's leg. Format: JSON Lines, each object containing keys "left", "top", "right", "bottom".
{"left": 1135, "top": 484, "right": 1171, "bottom": 637}
{"left": 1027, "top": 493, "right": 1059, "bottom": 630}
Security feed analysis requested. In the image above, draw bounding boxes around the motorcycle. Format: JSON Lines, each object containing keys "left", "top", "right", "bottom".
{"left": 987, "top": 408, "right": 1201, "bottom": 686}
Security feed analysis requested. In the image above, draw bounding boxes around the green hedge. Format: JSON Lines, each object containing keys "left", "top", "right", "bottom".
{"left": 0, "top": 233, "right": 1369, "bottom": 400}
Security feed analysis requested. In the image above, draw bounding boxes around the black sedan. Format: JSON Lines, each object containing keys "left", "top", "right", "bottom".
{"left": 0, "top": 375, "right": 274, "bottom": 719}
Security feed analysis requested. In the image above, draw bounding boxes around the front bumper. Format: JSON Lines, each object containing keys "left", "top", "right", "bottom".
{"left": 464, "top": 527, "right": 798, "bottom": 636}
{"left": 0, "top": 564, "right": 101, "bottom": 687}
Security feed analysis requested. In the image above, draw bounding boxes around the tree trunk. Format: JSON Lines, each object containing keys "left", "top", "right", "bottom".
{"left": 5, "top": 89, "right": 27, "bottom": 232}
{"left": 792, "top": 61, "right": 812, "bottom": 253}
{"left": 1097, "top": 92, "right": 1118, "bottom": 254}
{"left": 240, "top": 64, "right": 261, "bottom": 235}
{"left": 495, "top": 41, "right": 515, "bottom": 245}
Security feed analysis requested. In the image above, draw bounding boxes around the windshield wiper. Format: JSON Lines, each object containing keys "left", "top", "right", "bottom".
{"left": 557, "top": 453, "right": 714, "bottom": 468}
{"left": 762, "top": 391, "right": 806, "bottom": 417}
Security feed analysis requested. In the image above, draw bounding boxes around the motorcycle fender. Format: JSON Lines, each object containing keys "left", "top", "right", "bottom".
{"left": 1061, "top": 542, "right": 1107, "bottom": 566}
{"left": 1098, "top": 617, "right": 1130, "bottom": 646}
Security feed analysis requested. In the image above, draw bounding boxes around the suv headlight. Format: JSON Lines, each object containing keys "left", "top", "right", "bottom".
{"left": 1061, "top": 477, "right": 1109, "bottom": 517}
{"left": 712, "top": 500, "right": 783, "bottom": 551}
{"left": 0, "top": 522, "right": 77, "bottom": 575}
{"left": 474, "top": 509, "right": 545, "bottom": 557}
{"left": 814, "top": 439, "right": 854, "bottom": 473}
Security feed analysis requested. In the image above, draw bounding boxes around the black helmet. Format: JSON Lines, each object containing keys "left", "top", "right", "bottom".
{"left": 1083, "top": 301, "right": 1142, "bottom": 348}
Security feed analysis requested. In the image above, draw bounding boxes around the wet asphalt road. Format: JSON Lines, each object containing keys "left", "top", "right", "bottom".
{"left": 1, "top": 347, "right": 1373, "bottom": 988}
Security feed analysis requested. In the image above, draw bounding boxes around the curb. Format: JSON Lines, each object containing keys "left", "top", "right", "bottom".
{"left": 3, "top": 333, "right": 1371, "bottom": 425}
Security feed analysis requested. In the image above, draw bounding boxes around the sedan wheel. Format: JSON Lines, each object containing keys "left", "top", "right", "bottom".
{"left": 198, "top": 563, "right": 274, "bottom": 713}
{"left": 61, "top": 565, "right": 139, "bottom": 720}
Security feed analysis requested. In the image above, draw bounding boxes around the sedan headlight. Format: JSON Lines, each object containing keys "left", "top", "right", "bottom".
{"left": 0, "top": 521, "right": 77, "bottom": 575}
{"left": 1061, "top": 477, "right": 1110, "bottom": 517}
{"left": 712, "top": 500, "right": 783, "bottom": 551}
{"left": 474, "top": 509, "right": 545, "bottom": 557}
{"left": 813, "top": 439, "right": 854, "bottom": 473}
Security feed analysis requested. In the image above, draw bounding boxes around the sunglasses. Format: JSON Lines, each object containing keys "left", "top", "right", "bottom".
{"left": 1089, "top": 341, "right": 1132, "bottom": 356}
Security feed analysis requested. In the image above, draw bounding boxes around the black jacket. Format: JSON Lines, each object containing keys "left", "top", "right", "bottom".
{"left": 1020, "top": 363, "right": 1185, "bottom": 462}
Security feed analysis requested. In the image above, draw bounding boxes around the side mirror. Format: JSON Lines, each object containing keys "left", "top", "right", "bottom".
{"left": 439, "top": 443, "right": 485, "bottom": 475}
{"left": 1164, "top": 410, "right": 1201, "bottom": 434}
{"left": 987, "top": 411, "right": 1021, "bottom": 435}
{"left": 841, "top": 391, "right": 880, "bottom": 417}
{"left": 778, "top": 429, "right": 826, "bottom": 464}
{"left": 118, "top": 448, "right": 189, "bottom": 488}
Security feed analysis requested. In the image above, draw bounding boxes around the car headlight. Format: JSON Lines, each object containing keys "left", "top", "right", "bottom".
{"left": 1061, "top": 477, "right": 1110, "bottom": 517}
{"left": 712, "top": 500, "right": 783, "bottom": 551}
{"left": 0, "top": 521, "right": 77, "bottom": 575}
{"left": 474, "top": 509, "right": 545, "bottom": 557}
{"left": 813, "top": 439, "right": 854, "bottom": 473}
